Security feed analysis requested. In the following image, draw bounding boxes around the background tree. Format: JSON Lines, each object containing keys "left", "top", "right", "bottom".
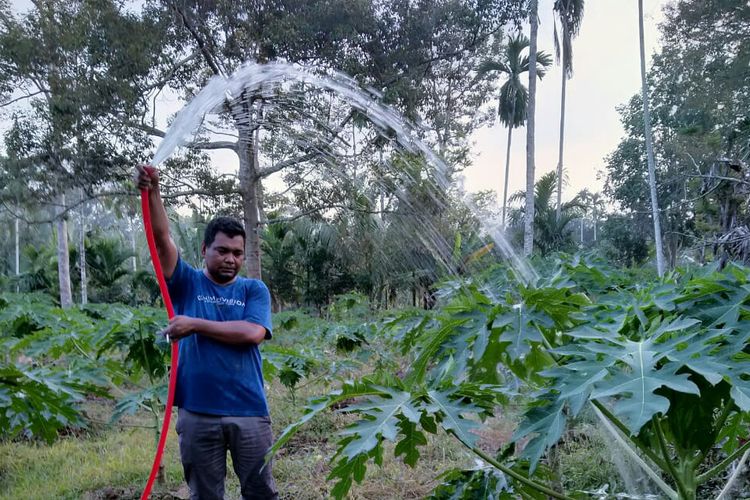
{"left": 604, "top": 0, "right": 749, "bottom": 268}
{"left": 509, "top": 171, "right": 581, "bottom": 255}
{"left": 477, "top": 34, "right": 551, "bottom": 229}
{"left": 524, "top": 0, "right": 540, "bottom": 256}
{"left": 129, "top": 0, "right": 527, "bottom": 280}
{"left": 638, "top": 0, "right": 666, "bottom": 276}
{"left": 0, "top": 0, "right": 164, "bottom": 304}
{"left": 552, "top": 0, "right": 584, "bottom": 220}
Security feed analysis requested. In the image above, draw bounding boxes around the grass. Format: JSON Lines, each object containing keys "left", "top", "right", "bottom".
{"left": 0, "top": 426, "right": 183, "bottom": 499}
{"left": 0, "top": 371, "right": 644, "bottom": 499}
{"left": 0, "top": 378, "right": 490, "bottom": 499}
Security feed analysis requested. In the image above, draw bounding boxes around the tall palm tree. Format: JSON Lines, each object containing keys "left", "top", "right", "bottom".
{"left": 525, "top": 0, "right": 540, "bottom": 257}
{"left": 477, "top": 35, "right": 551, "bottom": 229}
{"left": 553, "top": 0, "right": 585, "bottom": 221}
{"left": 638, "top": 0, "right": 665, "bottom": 276}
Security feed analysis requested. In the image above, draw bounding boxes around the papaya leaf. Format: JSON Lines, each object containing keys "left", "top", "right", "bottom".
{"left": 426, "top": 389, "right": 483, "bottom": 448}
{"left": 394, "top": 417, "right": 428, "bottom": 466}
{"left": 111, "top": 385, "right": 161, "bottom": 424}
{"left": 406, "top": 318, "right": 468, "bottom": 386}
{"left": 592, "top": 339, "right": 700, "bottom": 433}
{"left": 266, "top": 379, "right": 385, "bottom": 462}
{"left": 328, "top": 451, "right": 370, "bottom": 499}
{"left": 339, "top": 387, "right": 418, "bottom": 458}
{"left": 0, "top": 363, "right": 89, "bottom": 443}
{"left": 512, "top": 398, "right": 566, "bottom": 472}
{"left": 497, "top": 303, "right": 547, "bottom": 361}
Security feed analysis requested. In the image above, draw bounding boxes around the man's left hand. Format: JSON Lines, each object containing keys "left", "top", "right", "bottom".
{"left": 163, "top": 315, "right": 195, "bottom": 342}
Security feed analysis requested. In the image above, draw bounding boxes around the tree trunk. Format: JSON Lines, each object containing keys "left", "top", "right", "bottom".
{"left": 14, "top": 216, "right": 20, "bottom": 293}
{"left": 238, "top": 128, "right": 263, "bottom": 279}
{"left": 56, "top": 194, "right": 73, "bottom": 308}
{"left": 254, "top": 127, "right": 268, "bottom": 225}
{"left": 593, "top": 207, "right": 597, "bottom": 242}
{"left": 131, "top": 231, "right": 137, "bottom": 272}
{"left": 501, "top": 122, "right": 513, "bottom": 229}
{"left": 79, "top": 195, "right": 87, "bottom": 305}
{"left": 556, "top": 68, "right": 567, "bottom": 221}
{"left": 524, "top": 0, "right": 539, "bottom": 256}
{"left": 580, "top": 217, "right": 584, "bottom": 246}
{"left": 638, "top": 0, "right": 666, "bottom": 277}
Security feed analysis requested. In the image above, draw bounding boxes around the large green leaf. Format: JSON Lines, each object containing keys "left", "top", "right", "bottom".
{"left": 426, "top": 389, "right": 483, "bottom": 448}
{"left": 339, "top": 387, "right": 417, "bottom": 458}
{"left": 592, "top": 339, "right": 699, "bottom": 433}
{"left": 496, "top": 303, "right": 547, "bottom": 360}
{"left": 512, "top": 398, "right": 566, "bottom": 472}
{"left": 394, "top": 417, "right": 428, "bottom": 466}
{"left": 266, "top": 379, "right": 385, "bottom": 462}
{"left": 0, "top": 363, "right": 91, "bottom": 442}
{"left": 405, "top": 318, "right": 468, "bottom": 386}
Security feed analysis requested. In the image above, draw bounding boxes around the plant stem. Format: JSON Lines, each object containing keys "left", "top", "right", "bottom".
{"left": 697, "top": 438, "right": 750, "bottom": 484}
{"left": 591, "top": 400, "right": 667, "bottom": 470}
{"left": 695, "top": 401, "right": 734, "bottom": 467}
{"left": 654, "top": 417, "right": 689, "bottom": 499}
{"left": 139, "top": 321, "right": 156, "bottom": 387}
{"left": 149, "top": 398, "right": 162, "bottom": 449}
{"left": 464, "top": 440, "right": 575, "bottom": 500}
{"left": 591, "top": 404, "right": 677, "bottom": 499}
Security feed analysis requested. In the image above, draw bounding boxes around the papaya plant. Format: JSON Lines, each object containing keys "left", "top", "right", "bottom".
{"left": 0, "top": 293, "right": 170, "bottom": 443}
{"left": 267, "top": 255, "right": 750, "bottom": 499}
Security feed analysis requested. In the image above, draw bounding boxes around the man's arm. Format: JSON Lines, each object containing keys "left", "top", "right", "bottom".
{"left": 163, "top": 315, "right": 268, "bottom": 345}
{"left": 135, "top": 165, "right": 179, "bottom": 279}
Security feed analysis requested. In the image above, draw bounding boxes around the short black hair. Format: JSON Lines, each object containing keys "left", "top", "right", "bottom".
{"left": 203, "top": 216, "right": 246, "bottom": 247}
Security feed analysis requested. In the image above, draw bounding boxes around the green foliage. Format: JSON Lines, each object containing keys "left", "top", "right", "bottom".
{"left": 85, "top": 235, "right": 135, "bottom": 303}
{"left": 0, "top": 293, "right": 169, "bottom": 441}
{"left": 269, "top": 255, "right": 750, "bottom": 499}
{"left": 14, "top": 244, "right": 58, "bottom": 295}
{"left": 509, "top": 172, "right": 583, "bottom": 255}
{"left": 477, "top": 34, "right": 552, "bottom": 129}
{"left": 0, "top": 0, "right": 163, "bottom": 211}
{"left": 0, "top": 361, "right": 103, "bottom": 443}
{"left": 603, "top": 0, "right": 750, "bottom": 267}
{"left": 430, "top": 466, "right": 514, "bottom": 500}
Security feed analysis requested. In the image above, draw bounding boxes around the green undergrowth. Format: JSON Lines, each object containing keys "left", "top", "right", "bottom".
{"left": 0, "top": 377, "right": 488, "bottom": 499}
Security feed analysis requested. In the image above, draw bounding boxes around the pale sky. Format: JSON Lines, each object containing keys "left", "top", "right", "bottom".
{"left": 465, "top": 0, "right": 669, "bottom": 203}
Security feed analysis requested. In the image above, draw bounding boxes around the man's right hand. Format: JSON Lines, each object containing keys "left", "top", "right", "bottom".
{"left": 134, "top": 163, "right": 179, "bottom": 279}
{"left": 135, "top": 164, "right": 159, "bottom": 191}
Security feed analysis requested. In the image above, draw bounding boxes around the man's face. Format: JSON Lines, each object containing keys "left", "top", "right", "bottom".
{"left": 202, "top": 231, "right": 245, "bottom": 284}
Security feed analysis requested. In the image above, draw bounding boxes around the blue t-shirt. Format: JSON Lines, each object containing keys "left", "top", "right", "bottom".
{"left": 167, "top": 257, "right": 273, "bottom": 416}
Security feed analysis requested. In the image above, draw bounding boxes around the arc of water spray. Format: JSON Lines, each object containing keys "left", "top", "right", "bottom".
{"left": 592, "top": 405, "right": 677, "bottom": 499}
{"left": 152, "top": 61, "right": 527, "bottom": 281}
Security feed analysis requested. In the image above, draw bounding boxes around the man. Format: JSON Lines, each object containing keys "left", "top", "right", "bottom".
{"left": 135, "top": 164, "right": 277, "bottom": 500}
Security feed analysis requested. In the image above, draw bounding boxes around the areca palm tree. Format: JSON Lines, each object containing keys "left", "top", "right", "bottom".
{"left": 553, "top": 0, "right": 585, "bottom": 220}
{"left": 477, "top": 34, "right": 551, "bottom": 229}
{"left": 86, "top": 237, "right": 134, "bottom": 303}
{"left": 638, "top": 0, "right": 665, "bottom": 276}
{"left": 509, "top": 171, "right": 582, "bottom": 255}
{"left": 525, "top": 0, "right": 541, "bottom": 257}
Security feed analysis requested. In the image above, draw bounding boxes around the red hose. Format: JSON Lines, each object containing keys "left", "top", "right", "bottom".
{"left": 140, "top": 182, "right": 179, "bottom": 500}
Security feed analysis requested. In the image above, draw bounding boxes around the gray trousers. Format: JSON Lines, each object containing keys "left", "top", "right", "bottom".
{"left": 176, "top": 408, "right": 279, "bottom": 500}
